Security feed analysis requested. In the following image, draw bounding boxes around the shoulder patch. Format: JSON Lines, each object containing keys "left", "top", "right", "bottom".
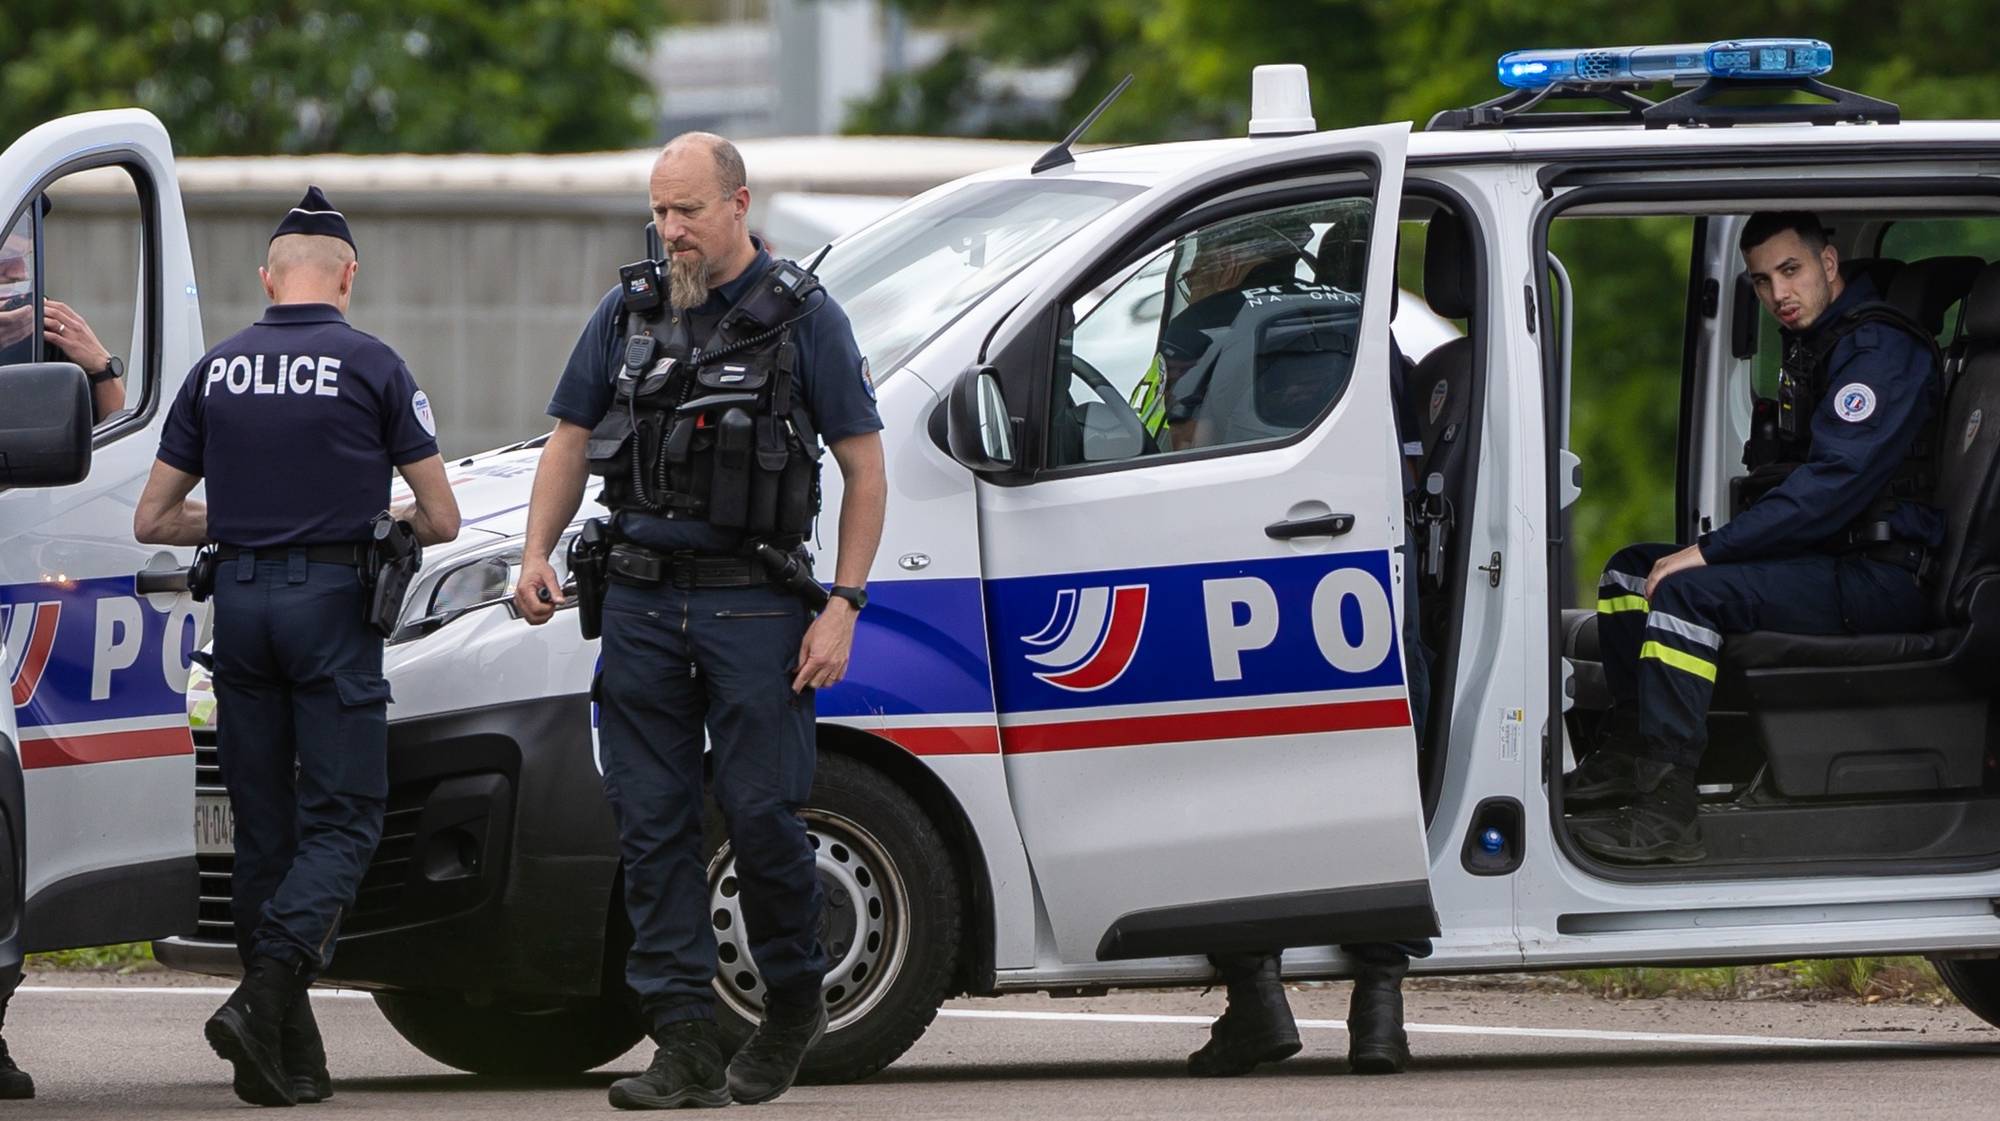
{"left": 860, "top": 356, "right": 876, "bottom": 401}
{"left": 1833, "top": 382, "right": 1876, "bottom": 424}
{"left": 1428, "top": 379, "right": 1449, "bottom": 424}
{"left": 1965, "top": 408, "right": 1984, "bottom": 453}
{"left": 413, "top": 389, "right": 437, "bottom": 437}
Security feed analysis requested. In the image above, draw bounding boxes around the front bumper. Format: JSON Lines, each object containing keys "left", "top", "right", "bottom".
{"left": 155, "top": 694, "right": 620, "bottom": 996}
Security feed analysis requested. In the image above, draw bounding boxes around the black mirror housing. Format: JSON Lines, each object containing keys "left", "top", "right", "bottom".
{"left": 0, "top": 362, "right": 92, "bottom": 488}
{"left": 945, "top": 363, "right": 1018, "bottom": 473}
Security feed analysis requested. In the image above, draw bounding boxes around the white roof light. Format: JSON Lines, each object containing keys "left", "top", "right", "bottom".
{"left": 1249, "top": 64, "right": 1315, "bottom": 137}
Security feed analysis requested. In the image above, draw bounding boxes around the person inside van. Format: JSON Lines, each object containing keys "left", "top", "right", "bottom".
{"left": 0, "top": 199, "right": 127, "bottom": 421}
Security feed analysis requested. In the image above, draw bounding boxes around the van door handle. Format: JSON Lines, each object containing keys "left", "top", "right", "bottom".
{"left": 1264, "top": 513, "right": 1354, "bottom": 540}
{"left": 135, "top": 568, "right": 190, "bottom": 594}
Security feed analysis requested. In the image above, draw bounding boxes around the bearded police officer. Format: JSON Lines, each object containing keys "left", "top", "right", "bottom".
{"left": 133, "top": 187, "right": 460, "bottom": 1106}
{"left": 512, "top": 133, "right": 887, "bottom": 1110}
{"left": 1566, "top": 211, "right": 1943, "bottom": 864}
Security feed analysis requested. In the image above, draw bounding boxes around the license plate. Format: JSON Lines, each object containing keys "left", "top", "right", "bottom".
{"left": 195, "top": 795, "right": 235, "bottom": 855}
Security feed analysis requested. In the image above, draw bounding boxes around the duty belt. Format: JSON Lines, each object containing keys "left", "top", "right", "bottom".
{"left": 212, "top": 542, "right": 369, "bottom": 567}
{"left": 606, "top": 543, "right": 770, "bottom": 589}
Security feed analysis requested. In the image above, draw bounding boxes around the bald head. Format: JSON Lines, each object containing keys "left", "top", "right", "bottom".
{"left": 262, "top": 233, "right": 359, "bottom": 311}
{"left": 650, "top": 131, "right": 757, "bottom": 303}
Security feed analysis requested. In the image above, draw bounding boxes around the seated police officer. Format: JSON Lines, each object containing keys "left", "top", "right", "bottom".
{"left": 1175, "top": 211, "right": 1434, "bottom": 1079}
{"left": 1565, "top": 211, "right": 1943, "bottom": 864}
{"left": 0, "top": 199, "right": 128, "bottom": 422}
{"left": 512, "top": 132, "right": 887, "bottom": 1110}
{"left": 134, "top": 187, "right": 460, "bottom": 1105}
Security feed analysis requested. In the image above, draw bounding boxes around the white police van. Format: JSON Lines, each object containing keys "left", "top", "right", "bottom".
{"left": 16, "top": 39, "right": 2000, "bottom": 1083}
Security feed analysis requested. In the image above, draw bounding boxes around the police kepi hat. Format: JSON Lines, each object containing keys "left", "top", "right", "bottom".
{"left": 271, "top": 185, "right": 355, "bottom": 255}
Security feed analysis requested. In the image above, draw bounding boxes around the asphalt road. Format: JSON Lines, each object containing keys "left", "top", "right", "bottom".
{"left": 10, "top": 974, "right": 2000, "bottom": 1118}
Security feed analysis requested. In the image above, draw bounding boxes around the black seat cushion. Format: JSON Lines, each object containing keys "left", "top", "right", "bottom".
{"left": 1720, "top": 628, "right": 1961, "bottom": 670}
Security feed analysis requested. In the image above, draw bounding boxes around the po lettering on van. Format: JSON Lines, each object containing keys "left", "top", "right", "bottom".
{"left": 1202, "top": 569, "right": 1394, "bottom": 682}
{"left": 204, "top": 355, "right": 341, "bottom": 397}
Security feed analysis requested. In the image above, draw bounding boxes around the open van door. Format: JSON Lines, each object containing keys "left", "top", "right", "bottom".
{"left": 0, "top": 110, "right": 205, "bottom": 960}
{"left": 952, "top": 122, "right": 1437, "bottom": 964}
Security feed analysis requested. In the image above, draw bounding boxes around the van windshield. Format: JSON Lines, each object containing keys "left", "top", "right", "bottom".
{"left": 814, "top": 177, "right": 1141, "bottom": 377}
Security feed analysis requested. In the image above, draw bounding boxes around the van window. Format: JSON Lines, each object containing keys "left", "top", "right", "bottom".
{"left": 0, "top": 168, "right": 151, "bottom": 434}
{"left": 1050, "top": 195, "right": 1375, "bottom": 468}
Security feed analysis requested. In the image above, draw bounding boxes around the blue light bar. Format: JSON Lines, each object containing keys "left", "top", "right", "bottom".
{"left": 1497, "top": 39, "right": 1833, "bottom": 90}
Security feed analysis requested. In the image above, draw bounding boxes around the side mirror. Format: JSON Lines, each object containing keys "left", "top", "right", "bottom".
{"left": 945, "top": 364, "right": 1018, "bottom": 472}
{"left": 0, "top": 362, "right": 92, "bottom": 488}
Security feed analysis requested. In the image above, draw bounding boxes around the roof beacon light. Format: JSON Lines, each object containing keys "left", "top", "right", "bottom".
{"left": 1249, "top": 64, "right": 1316, "bottom": 137}
{"left": 1497, "top": 39, "right": 1833, "bottom": 91}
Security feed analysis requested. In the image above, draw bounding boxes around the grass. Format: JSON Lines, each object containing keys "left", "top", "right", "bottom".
{"left": 1563, "top": 956, "right": 1951, "bottom": 1003}
{"left": 24, "top": 942, "right": 157, "bottom": 972}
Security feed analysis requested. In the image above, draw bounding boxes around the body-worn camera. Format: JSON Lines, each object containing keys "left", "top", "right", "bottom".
{"left": 619, "top": 258, "right": 666, "bottom": 319}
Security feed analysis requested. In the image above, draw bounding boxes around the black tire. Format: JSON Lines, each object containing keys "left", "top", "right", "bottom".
{"left": 373, "top": 991, "right": 643, "bottom": 1076}
{"left": 707, "top": 752, "right": 962, "bottom": 1085}
{"left": 1930, "top": 956, "right": 2000, "bottom": 1025}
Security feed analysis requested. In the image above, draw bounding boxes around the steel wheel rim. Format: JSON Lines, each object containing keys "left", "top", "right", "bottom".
{"left": 708, "top": 807, "right": 910, "bottom": 1032}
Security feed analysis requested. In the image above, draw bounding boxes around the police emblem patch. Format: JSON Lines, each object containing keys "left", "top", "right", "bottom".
{"left": 1966, "top": 409, "right": 1984, "bottom": 453}
{"left": 1833, "top": 383, "right": 1876, "bottom": 424}
{"left": 1428, "top": 379, "right": 1449, "bottom": 425}
{"left": 860, "top": 356, "right": 876, "bottom": 401}
{"left": 413, "top": 389, "right": 437, "bottom": 436}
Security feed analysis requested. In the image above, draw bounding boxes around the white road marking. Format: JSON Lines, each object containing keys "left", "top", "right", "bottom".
{"left": 20, "top": 989, "right": 1997, "bottom": 1056}
{"left": 936, "top": 1007, "right": 2000, "bottom": 1054}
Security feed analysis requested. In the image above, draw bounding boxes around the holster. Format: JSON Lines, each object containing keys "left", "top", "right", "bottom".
{"left": 568, "top": 518, "right": 612, "bottom": 641}
{"left": 187, "top": 545, "right": 218, "bottom": 603}
{"left": 364, "top": 513, "right": 423, "bottom": 638}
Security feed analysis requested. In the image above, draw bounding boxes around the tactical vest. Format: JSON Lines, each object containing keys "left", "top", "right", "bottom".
{"left": 1744, "top": 299, "right": 1943, "bottom": 539}
{"left": 586, "top": 256, "right": 824, "bottom": 541}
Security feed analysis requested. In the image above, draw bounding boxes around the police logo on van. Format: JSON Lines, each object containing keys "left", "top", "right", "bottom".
{"left": 1834, "top": 383, "right": 1876, "bottom": 423}
{"left": 1021, "top": 585, "right": 1149, "bottom": 692}
{"left": 1965, "top": 409, "right": 1984, "bottom": 453}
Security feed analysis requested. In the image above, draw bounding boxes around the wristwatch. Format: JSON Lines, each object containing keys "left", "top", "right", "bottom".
{"left": 87, "top": 355, "right": 123, "bottom": 384}
{"left": 829, "top": 585, "right": 868, "bottom": 611}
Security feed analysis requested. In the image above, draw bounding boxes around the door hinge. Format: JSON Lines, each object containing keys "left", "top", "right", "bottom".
{"left": 1479, "top": 550, "right": 1503, "bottom": 587}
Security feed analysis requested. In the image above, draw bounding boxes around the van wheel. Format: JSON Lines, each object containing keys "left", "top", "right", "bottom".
{"left": 1930, "top": 956, "right": 2000, "bottom": 1025}
{"left": 707, "top": 752, "right": 962, "bottom": 1084}
{"left": 373, "top": 992, "right": 643, "bottom": 1076}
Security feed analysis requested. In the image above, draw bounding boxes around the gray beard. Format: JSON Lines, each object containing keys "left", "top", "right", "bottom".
{"left": 668, "top": 255, "right": 712, "bottom": 309}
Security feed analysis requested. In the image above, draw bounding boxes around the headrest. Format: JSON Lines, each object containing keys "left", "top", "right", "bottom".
{"left": 1311, "top": 233, "right": 1367, "bottom": 291}
{"left": 1840, "top": 256, "right": 1902, "bottom": 296}
{"left": 1886, "top": 256, "right": 1984, "bottom": 337}
{"left": 1964, "top": 261, "right": 2000, "bottom": 340}
{"left": 1423, "top": 212, "right": 1472, "bottom": 321}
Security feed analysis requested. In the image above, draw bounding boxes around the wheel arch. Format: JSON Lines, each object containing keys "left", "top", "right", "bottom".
{"left": 815, "top": 723, "right": 996, "bottom": 997}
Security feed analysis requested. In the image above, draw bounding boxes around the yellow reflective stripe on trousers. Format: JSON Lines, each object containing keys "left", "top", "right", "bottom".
{"left": 1640, "top": 640, "right": 1717, "bottom": 682}
{"left": 1596, "top": 595, "right": 1648, "bottom": 614}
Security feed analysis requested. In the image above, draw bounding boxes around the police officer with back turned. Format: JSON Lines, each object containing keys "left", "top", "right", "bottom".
{"left": 133, "top": 187, "right": 461, "bottom": 1106}
{"left": 512, "top": 133, "right": 887, "bottom": 1110}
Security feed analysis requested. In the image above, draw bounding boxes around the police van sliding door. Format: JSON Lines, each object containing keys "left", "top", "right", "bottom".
{"left": 975, "top": 123, "right": 1436, "bottom": 965}
{"left": 0, "top": 112, "right": 203, "bottom": 952}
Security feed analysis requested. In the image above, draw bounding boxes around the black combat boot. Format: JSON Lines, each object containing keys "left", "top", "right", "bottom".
{"left": 1346, "top": 956, "right": 1411, "bottom": 1075}
{"left": 0, "top": 1036, "right": 29, "bottom": 1100}
{"left": 205, "top": 955, "right": 304, "bottom": 1107}
{"left": 726, "top": 992, "right": 827, "bottom": 1104}
{"left": 1187, "top": 953, "right": 1301, "bottom": 1077}
{"left": 281, "top": 991, "right": 332, "bottom": 1104}
{"left": 608, "top": 1019, "right": 730, "bottom": 1110}
{"left": 1571, "top": 760, "right": 1705, "bottom": 865}
{"left": 1562, "top": 707, "right": 1647, "bottom": 811}
{"left": 0, "top": 969, "right": 31, "bottom": 1100}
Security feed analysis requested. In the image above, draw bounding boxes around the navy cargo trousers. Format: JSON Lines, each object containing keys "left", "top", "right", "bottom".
{"left": 211, "top": 553, "right": 390, "bottom": 973}
{"left": 1596, "top": 541, "right": 1925, "bottom": 768}
{"left": 596, "top": 579, "right": 828, "bottom": 1032}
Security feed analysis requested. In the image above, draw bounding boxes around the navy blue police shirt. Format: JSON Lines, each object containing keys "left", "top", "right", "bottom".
{"left": 1701, "top": 275, "right": 1945, "bottom": 563}
{"left": 156, "top": 303, "right": 440, "bottom": 548}
{"left": 547, "top": 244, "right": 882, "bottom": 553}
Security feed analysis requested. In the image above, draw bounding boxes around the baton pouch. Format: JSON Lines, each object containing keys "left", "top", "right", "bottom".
{"left": 710, "top": 407, "right": 754, "bottom": 528}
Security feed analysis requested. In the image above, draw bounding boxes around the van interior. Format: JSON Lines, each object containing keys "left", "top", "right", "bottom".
{"left": 1551, "top": 203, "right": 2000, "bottom": 879}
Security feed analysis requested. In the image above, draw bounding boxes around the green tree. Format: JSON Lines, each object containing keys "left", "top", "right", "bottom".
{"left": 0, "top": 1, "right": 671, "bottom": 154}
